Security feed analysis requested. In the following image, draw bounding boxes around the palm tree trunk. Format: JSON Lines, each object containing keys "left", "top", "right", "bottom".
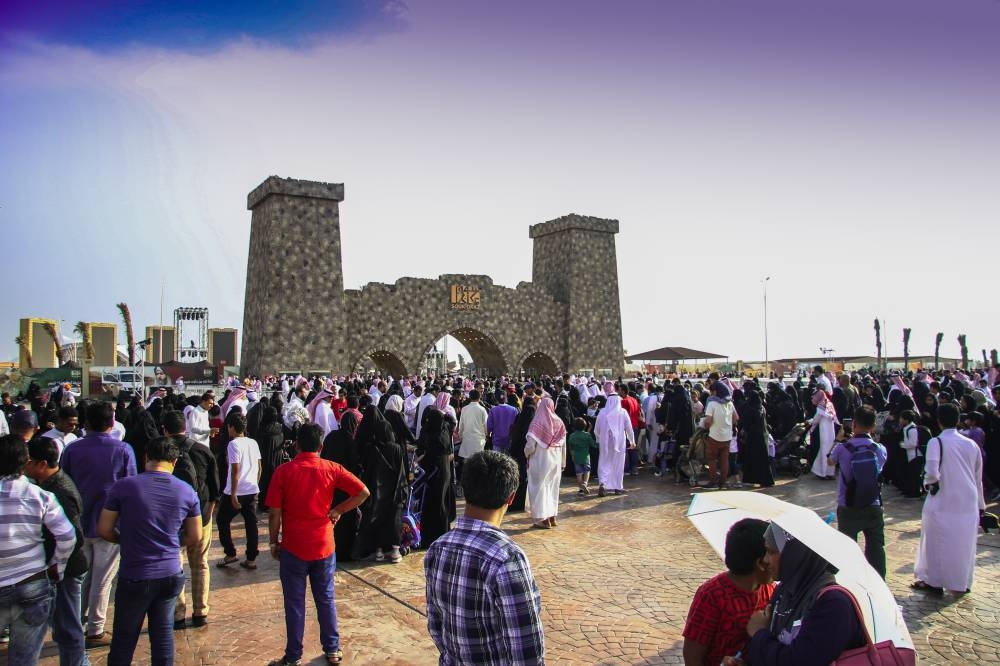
{"left": 74, "top": 322, "right": 95, "bottom": 361}
{"left": 874, "top": 319, "right": 882, "bottom": 371}
{"left": 117, "top": 303, "right": 135, "bottom": 366}
{"left": 958, "top": 334, "right": 968, "bottom": 371}
{"left": 42, "top": 322, "right": 64, "bottom": 366}
{"left": 934, "top": 333, "right": 943, "bottom": 370}
{"left": 902, "top": 328, "right": 911, "bottom": 373}
{"left": 14, "top": 336, "right": 33, "bottom": 369}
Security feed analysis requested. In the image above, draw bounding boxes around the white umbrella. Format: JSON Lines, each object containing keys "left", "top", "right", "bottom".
{"left": 686, "top": 491, "right": 914, "bottom": 650}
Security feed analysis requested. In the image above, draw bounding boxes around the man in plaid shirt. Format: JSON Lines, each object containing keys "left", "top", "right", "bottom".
{"left": 424, "top": 450, "right": 545, "bottom": 665}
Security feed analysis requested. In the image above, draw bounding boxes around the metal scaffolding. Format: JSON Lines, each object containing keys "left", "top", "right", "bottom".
{"left": 173, "top": 307, "right": 209, "bottom": 362}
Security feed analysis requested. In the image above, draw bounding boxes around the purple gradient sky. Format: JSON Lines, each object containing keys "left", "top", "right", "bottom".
{"left": 1, "top": 0, "right": 998, "bottom": 367}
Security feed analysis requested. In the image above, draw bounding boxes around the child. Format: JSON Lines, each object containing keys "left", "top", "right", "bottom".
{"left": 567, "top": 417, "right": 598, "bottom": 494}
{"left": 899, "top": 410, "right": 926, "bottom": 498}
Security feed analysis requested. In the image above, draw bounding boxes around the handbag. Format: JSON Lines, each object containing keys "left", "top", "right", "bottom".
{"left": 819, "top": 585, "right": 916, "bottom": 666}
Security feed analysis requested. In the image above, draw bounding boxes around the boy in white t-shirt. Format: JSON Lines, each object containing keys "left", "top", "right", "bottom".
{"left": 216, "top": 412, "right": 262, "bottom": 569}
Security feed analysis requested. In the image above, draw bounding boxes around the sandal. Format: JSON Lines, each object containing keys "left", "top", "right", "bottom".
{"left": 216, "top": 556, "right": 239, "bottom": 568}
{"left": 325, "top": 649, "right": 343, "bottom": 663}
{"left": 910, "top": 580, "right": 943, "bottom": 594}
{"left": 531, "top": 522, "right": 551, "bottom": 529}
{"left": 240, "top": 560, "right": 257, "bottom": 570}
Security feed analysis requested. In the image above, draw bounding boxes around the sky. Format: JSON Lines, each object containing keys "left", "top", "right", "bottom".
{"left": 2, "top": 0, "right": 999, "bottom": 367}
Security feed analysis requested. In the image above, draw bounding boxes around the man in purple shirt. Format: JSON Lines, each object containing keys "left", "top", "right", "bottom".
{"left": 99, "top": 436, "right": 201, "bottom": 665}
{"left": 61, "top": 401, "right": 137, "bottom": 647}
{"left": 828, "top": 405, "right": 887, "bottom": 578}
{"left": 485, "top": 393, "right": 519, "bottom": 453}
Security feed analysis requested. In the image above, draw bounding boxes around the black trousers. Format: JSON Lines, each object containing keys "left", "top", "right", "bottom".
{"left": 217, "top": 493, "right": 259, "bottom": 560}
{"left": 902, "top": 456, "right": 925, "bottom": 497}
{"left": 837, "top": 504, "right": 886, "bottom": 579}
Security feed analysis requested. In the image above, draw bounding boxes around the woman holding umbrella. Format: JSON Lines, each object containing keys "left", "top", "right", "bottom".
{"left": 740, "top": 523, "right": 865, "bottom": 665}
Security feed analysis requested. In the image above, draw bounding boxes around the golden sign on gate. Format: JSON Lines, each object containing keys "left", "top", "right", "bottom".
{"left": 450, "top": 285, "right": 481, "bottom": 311}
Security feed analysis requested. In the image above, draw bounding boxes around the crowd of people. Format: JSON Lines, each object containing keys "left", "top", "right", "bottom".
{"left": 0, "top": 361, "right": 996, "bottom": 665}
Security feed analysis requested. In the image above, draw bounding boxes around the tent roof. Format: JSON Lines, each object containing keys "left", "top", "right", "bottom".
{"left": 626, "top": 346, "right": 728, "bottom": 362}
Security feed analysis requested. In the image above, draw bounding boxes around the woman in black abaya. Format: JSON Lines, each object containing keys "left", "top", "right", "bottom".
{"left": 416, "top": 409, "right": 455, "bottom": 548}
{"left": 356, "top": 407, "right": 407, "bottom": 561}
{"left": 738, "top": 389, "right": 775, "bottom": 487}
{"left": 256, "top": 407, "right": 286, "bottom": 507}
{"left": 323, "top": 410, "right": 362, "bottom": 561}
{"left": 508, "top": 397, "right": 536, "bottom": 512}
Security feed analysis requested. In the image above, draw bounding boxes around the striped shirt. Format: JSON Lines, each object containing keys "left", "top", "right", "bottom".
{"left": 424, "top": 517, "right": 544, "bottom": 665}
{"left": 0, "top": 474, "right": 76, "bottom": 586}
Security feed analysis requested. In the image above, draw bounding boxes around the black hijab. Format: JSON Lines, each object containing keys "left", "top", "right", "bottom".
{"left": 766, "top": 525, "right": 837, "bottom": 639}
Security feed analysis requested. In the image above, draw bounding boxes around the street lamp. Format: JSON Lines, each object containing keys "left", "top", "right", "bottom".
{"left": 762, "top": 277, "right": 771, "bottom": 379}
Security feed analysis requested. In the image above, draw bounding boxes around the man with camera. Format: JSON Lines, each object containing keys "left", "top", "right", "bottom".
{"left": 912, "top": 403, "right": 986, "bottom": 594}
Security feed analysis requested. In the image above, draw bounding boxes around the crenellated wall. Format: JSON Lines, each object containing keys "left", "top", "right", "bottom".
{"left": 240, "top": 177, "right": 623, "bottom": 377}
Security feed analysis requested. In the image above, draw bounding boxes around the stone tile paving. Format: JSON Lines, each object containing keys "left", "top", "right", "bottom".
{"left": 31, "top": 472, "right": 1000, "bottom": 665}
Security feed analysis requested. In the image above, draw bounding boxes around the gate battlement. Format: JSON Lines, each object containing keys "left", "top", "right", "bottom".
{"left": 240, "top": 177, "right": 623, "bottom": 377}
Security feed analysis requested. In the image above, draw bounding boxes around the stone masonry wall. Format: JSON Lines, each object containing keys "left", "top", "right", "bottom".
{"left": 241, "top": 177, "right": 345, "bottom": 376}
{"left": 241, "top": 178, "right": 623, "bottom": 377}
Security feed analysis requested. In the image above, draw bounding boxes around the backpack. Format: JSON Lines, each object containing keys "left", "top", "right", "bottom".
{"left": 843, "top": 439, "right": 880, "bottom": 509}
{"left": 913, "top": 425, "right": 931, "bottom": 456}
{"left": 172, "top": 438, "right": 206, "bottom": 505}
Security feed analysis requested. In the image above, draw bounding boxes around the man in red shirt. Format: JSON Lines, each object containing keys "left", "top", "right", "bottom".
{"left": 682, "top": 518, "right": 775, "bottom": 666}
{"left": 618, "top": 383, "right": 643, "bottom": 476}
{"left": 265, "top": 423, "right": 369, "bottom": 666}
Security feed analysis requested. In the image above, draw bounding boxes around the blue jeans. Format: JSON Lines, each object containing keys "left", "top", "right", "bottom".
{"left": 51, "top": 573, "right": 90, "bottom": 666}
{"left": 0, "top": 575, "right": 53, "bottom": 665}
{"left": 108, "top": 571, "right": 185, "bottom": 666}
{"left": 279, "top": 550, "right": 339, "bottom": 661}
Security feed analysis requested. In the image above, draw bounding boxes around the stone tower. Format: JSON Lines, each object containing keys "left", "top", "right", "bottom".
{"left": 529, "top": 215, "right": 624, "bottom": 375}
{"left": 241, "top": 177, "right": 346, "bottom": 376}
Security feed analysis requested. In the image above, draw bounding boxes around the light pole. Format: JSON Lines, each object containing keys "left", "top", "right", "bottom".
{"left": 762, "top": 277, "right": 771, "bottom": 379}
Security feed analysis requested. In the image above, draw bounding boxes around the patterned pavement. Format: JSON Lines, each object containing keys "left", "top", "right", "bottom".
{"left": 28, "top": 470, "right": 1000, "bottom": 665}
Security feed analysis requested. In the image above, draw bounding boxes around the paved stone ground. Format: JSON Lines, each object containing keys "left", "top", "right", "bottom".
{"left": 27, "top": 470, "right": 1000, "bottom": 665}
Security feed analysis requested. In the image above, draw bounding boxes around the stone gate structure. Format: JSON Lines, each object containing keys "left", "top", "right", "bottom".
{"left": 240, "top": 176, "right": 624, "bottom": 377}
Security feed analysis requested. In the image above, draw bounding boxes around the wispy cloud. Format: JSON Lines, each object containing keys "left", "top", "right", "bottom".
{"left": 0, "top": 0, "right": 409, "bottom": 52}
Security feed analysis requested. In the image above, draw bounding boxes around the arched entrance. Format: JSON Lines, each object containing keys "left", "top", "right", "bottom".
{"left": 421, "top": 327, "right": 510, "bottom": 377}
{"left": 520, "top": 351, "right": 560, "bottom": 377}
{"left": 353, "top": 348, "right": 408, "bottom": 377}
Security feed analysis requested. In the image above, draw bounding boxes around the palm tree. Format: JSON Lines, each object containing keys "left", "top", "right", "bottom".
{"left": 991, "top": 349, "right": 998, "bottom": 368}
{"left": 41, "top": 321, "right": 64, "bottom": 366}
{"left": 934, "top": 332, "right": 943, "bottom": 370}
{"left": 982, "top": 350, "right": 989, "bottom": 369}
{"left": 957, "top": 334, "right": 968, "bottom": 370}
{"left": 874, "top": 319, "right": 883, "bottom": 371}
{"left": 117, "top": 302, "right": 135, "bottom": 367}
{"left": 74, "top": 321, "right": 95, "bottom": 361}
{"left": 902, "top": 328, "right": 911, "bottom": 373}
{"left": 14, "top": 336, "right": 32, "bottom": 369}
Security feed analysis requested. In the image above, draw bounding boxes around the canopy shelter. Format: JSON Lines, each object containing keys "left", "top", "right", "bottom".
{"left": 625, "top": 346, "right": 727, "bottom": 363}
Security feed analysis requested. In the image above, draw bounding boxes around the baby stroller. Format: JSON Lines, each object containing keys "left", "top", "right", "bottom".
{"left": 676, "top": 428, "right": 709, "bottom": 487}
{"left": 773, "top": 423, "right": 809, "bottom": 477}
{"left": 400, "top": 453, "right": 431, "bottom": 556}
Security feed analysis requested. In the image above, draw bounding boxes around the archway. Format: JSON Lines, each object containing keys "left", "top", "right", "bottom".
{"left": 353, "top": 348, "right": 408, "bottom": 377}
{"left": 421, "top": 327, "right": 510, "bottom": 377}
{"left": 520, "top": 351, "right": 560, "bottom": 377}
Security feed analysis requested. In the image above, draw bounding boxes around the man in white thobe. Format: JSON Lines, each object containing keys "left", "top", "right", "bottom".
{"left": 594, "top": 395, "right": 635, "bottom": 496}
{"left": 309, "top": 390, "right": 339, "bottom": 440}
{"left": 914, "top": 403, "right": 986, "bottom": 593}
{"left": 404, "top": 385, "right": 422, "bottom": 433}
{"left": 457, "top": 391, "right": 489, "bottom": 460}
{"left": 185, "top": 393, "right": 215, "bottom": 448}
{"left": 415, "top": 386, "right": 437, "bottom": 438}
{"left": 283, "top": 383, "right": 309, "bottom": 430}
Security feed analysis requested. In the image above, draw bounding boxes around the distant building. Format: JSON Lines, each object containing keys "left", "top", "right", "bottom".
{"left": 145, "top": 326, "right": 176, "bottom": 364}
{"left": 88, "top": 322, "right": 118, "bottom": 366}
{"left": 18, "top": 318, "right": 58, "bottom": 369}
{"left": 208, "top": 328, "right": 239, "bottom": 367}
